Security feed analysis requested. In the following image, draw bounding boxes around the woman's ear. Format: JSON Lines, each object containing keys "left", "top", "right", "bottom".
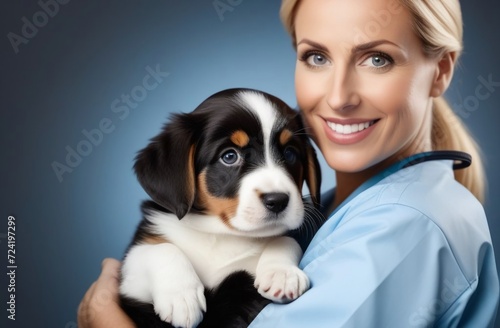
{"left": 134, "top": 114, "right": 197, "bottom": 219}
{"left": 430, "top": 52, "right": 457, "bottom": 97}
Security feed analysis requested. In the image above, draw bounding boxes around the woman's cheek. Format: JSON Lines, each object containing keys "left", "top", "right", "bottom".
{"left": 295, "top": 68, "right": 315, "bottom": 111}
{"left": 296, "top": 80, "right": 322, "bottom": 141}
{"left": 296, "top": 65, "right": 329, "bottom": 106}
{"left": 359, "top": 72, "right": 407, "bottom": 114}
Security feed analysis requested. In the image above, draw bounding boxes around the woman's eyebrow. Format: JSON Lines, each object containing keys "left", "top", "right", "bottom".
{"left": 351, "top": 40, "right": 402, "bottom": 54}
{"left": 296, "top": 38, "right": 328, "bottom": 52}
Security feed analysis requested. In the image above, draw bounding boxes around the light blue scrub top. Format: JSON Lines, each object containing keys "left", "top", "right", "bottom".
{"left": 250, "top": 154, "right": 499, "bottom": 327}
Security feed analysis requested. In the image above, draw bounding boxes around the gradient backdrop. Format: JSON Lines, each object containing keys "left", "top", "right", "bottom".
{"left": 1, "top": 0, "right": 499, "bottom": 327}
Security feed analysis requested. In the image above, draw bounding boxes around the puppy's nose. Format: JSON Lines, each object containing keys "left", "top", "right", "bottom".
{"left": 261, "top": 192, "right": 289, "bottom": 214}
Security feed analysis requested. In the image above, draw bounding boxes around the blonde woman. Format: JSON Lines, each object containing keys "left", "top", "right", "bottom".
{"left": 79, "top": 0, "right": 499, "bottom": 327}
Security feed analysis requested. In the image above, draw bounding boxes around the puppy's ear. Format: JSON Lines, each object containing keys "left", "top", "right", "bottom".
{"left": 134, "top": 114, "right": 197, "bottom": 219}
{"left": 304, "top": 143, "right": 321, "bottom": 207}
{"left": 295, "top": 113, "right": 321, "bottom": 207}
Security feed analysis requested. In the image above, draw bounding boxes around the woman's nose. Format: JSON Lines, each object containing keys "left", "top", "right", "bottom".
{"left": 325, "top": 66, "right": 361, "bottom": 112}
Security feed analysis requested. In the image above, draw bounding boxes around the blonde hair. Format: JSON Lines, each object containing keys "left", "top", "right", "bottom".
{"left": 280, "top": 0, "right": 486, "bottom": 203}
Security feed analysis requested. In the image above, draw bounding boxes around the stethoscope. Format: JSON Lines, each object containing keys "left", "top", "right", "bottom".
{"left": 401, "top": 150, "right": 471, "bottom": 170}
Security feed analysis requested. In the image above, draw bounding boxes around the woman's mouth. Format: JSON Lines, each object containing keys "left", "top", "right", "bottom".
{"left": 326, "top": 120, "right": 378, "bottom": 135}
{"left": 323, "top": 119, "right": 380, "bottom": 145}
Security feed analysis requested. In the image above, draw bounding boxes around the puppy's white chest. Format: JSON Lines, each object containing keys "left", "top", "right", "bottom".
{"left": 149, "top": 212, "right": 268, "bottom": 288}
{"left": 184, "top": 234, "right": 265, "bottom": 288}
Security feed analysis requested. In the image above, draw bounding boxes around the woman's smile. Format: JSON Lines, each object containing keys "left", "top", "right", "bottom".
{"left": 323, "top": 118, "right": 380, "bottom": 145}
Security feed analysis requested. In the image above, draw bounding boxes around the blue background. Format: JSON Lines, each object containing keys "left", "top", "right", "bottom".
{"left": 1, "top": 0, "right": 499, "bottom": 327}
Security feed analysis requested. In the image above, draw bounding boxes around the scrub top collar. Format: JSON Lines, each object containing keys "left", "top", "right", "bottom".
{"left": 324, "top": 150, "right": 471, "bottom": 219}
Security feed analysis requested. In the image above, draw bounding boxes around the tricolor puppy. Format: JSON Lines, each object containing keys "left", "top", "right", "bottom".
{"left": 119, "top": 88, "right": 321, "bottom": 328}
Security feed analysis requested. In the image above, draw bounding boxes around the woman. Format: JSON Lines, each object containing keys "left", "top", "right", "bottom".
{"left": 78, "top": 0, "right": 499, "bottom": 326}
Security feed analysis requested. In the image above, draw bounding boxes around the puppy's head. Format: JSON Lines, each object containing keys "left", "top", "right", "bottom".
{"left": 134, "top": 88, "right": 321, "bottom": 237}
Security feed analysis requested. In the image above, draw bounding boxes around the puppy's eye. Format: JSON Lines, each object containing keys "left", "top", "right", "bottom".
{"left": 220, "top": 149, "right": 241, "bottom": 166}
{"left": 284, "top": 146, "right": 298, "bottom": 165}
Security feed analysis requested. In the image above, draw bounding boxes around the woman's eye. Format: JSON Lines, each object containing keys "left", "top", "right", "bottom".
{"left": 301, "top": 51, "right": 331, "bottom": 68}
{"left": 361, "top": 53, "right": 393, "bottom": 69}
{"left": 308, "top": 54, "right": 328, "bottom": 66}
{"left": 371, "top": 55, "right": 387, "bottom": 67}
{"left": 220, "top": 149, "right": 240, "bottom": 166}
{"left": 284, "top": 146, "right": 298, "bottom": 165}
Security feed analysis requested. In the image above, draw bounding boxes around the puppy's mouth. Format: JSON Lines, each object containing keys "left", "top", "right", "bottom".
{"left": 226, "top": 211, "right": 304, "bottom": 238}
{"left": 229, "top": 221, "right": 294, "bottom": 238}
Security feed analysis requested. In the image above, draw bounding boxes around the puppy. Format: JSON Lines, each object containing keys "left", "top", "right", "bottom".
{"left": 119, "top": 88, "right": 321, "bottom": 328}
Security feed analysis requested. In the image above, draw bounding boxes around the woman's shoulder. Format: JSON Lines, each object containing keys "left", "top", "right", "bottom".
{"left": 321, "top": 160, "right": 491, "bottom": 283}
{"left": 378, "top": 160, "right": 485, "bottom": 225}
{"left": 320, "top": 160, "right": 486, "bottom": 238}
{"left": 348, "top": 160, "right": 485, "bottom": 220}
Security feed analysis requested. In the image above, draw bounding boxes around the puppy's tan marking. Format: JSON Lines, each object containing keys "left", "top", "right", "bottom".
{"left": 141, "top": 234, "right": 168, "bottom": 245}
{"left": 197, "top": 171, "right": 239, "bottom": 227}
{"left": 306, "top": 146, "right": 319, "bottom": 202}
{"left": 279, "top": 129, "right": 293, "bottom": 146}
{"left": 297, "top": 171, "right": 305, "bottom": 192}
{"left": 230, "top": 130, "right": 250, "bottom": 148}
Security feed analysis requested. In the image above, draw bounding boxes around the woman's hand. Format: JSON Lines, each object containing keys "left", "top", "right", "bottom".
{"left": 78, "top": 258, "right": 135, "bottom": 328}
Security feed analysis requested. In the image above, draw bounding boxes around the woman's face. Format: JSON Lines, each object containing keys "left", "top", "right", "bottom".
{"left": 294, "top": 0, "right": 441, "bottom": 173}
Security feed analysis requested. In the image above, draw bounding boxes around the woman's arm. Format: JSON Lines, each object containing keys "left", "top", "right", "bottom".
{"left": 78, "top": 258, "right": 135, "bottom": 328}
{"left": 249, "top": 204, "right": 483, "bottom": 327}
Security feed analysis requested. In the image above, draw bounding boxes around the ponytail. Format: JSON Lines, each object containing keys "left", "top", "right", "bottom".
{"left": 432, "top": 96, "right": 486, "bottom": 203}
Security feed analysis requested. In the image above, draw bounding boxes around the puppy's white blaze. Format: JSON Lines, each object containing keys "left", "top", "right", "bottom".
{"left": 236, "top": 91, "right": 278, "bottom": 167}
{"left": 233, "top": 166, "right": 304, "bottom": 235}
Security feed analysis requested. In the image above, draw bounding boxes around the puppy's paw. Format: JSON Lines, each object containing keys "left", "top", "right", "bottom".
{"left": 152, "top": 282, "right": 206, "bottom": 328}
{"left": 254, "top": 265, "right": 310, "bottom": 303}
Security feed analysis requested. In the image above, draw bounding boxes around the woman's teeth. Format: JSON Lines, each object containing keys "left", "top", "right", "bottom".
{"left": 326, "top": 120, "right": 376, "bottom": 135}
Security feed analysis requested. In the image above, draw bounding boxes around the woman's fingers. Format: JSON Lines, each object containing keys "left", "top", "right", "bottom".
{"left": 77, "top": 258, "right": 135, "bottom": 328}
